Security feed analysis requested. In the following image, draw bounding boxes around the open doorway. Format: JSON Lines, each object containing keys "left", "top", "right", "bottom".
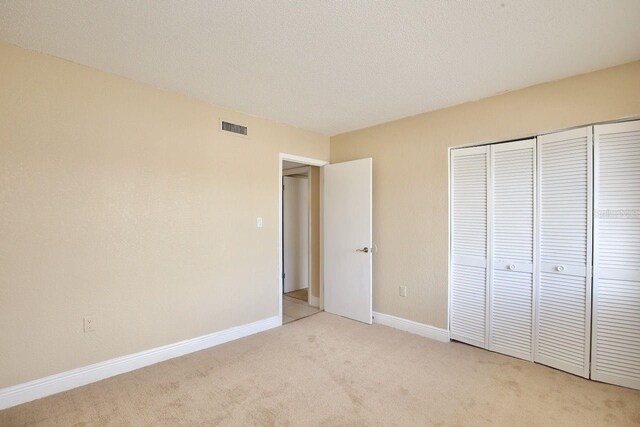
{"left": 278, "top": 153, "right": 373, "bottom": 326}
{"left": 282, "top": 160, "right": 322, "bottom": 324}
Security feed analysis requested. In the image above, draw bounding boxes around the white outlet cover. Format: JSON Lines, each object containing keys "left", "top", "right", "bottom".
{"left": 256, "top": 217, "right": 263, "bottom": 228}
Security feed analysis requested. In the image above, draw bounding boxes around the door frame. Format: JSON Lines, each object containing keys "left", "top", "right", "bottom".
{"left": 279, "top": 153, "right": 329, "bottom": 324}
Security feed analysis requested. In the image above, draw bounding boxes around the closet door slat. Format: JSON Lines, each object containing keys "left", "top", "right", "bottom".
{"left": 489, "top": 140, "right": 535, "bottom": 361}
{"left": 593, "top": 121, "right": 640, "bottom": 390}
{"left": 535, "top": 127, "right": 592, "bottom": 378}
{"left": 450, "top": 146, "right": 489, "bottom": 348}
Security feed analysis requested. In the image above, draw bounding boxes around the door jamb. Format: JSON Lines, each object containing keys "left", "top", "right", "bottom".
{"left": 279, "top": 153, "right": 329, "bottom": 324}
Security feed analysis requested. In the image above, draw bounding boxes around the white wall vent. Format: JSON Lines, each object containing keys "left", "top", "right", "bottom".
{"left": 220, "top": 120, "right": 248, "bottom": 136}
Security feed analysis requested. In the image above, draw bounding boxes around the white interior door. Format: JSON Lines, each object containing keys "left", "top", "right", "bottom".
{"left": 489, "top": 139, "right": 535, "bottom": 361}
{"left": 323, "top": 158, "right": 372, "bottom": 324}
{"left": 536, "top": 127, "right": 592, "bottom": 378}
{"left": 592, "top": 121, "right": 640, "bottom": 390}
{"left": 450, "top": 145, "right": 489, "bottom": 348}
{"left": 283, "top": 176, "right": 309, "bottom": 294}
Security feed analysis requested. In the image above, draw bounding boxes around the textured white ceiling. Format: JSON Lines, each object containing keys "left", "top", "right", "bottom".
{"left": 1, "top": 1, "right": 640, "bottom": 135}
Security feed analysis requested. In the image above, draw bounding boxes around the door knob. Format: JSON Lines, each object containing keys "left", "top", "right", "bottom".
{"left": 356, "top": 247, "right": 369, "bottom": 253}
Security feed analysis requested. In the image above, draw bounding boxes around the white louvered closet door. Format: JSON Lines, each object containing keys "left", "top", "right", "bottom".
{"left": 536, "top": 127, "right": 592, "bottom": 378}
{"left": 592, "top": 121, "right": 640, "bottom": 390}
{"left": 450, "top": 146, "right": 489, "bottom": 348}
{"left": 489, "top": 140, "right": 535, "bottom": 361}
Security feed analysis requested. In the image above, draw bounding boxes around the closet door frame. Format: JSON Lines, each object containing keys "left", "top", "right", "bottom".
{"left": 534, "top": 127, "right": 593, "bottom": 378}
{"left": 448, "top": 118, "right": 638, "bottom": 387}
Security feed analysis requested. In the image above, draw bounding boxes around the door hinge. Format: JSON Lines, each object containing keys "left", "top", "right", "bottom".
{"left": 282, "top": 273, "right": 285, "bottom": 279}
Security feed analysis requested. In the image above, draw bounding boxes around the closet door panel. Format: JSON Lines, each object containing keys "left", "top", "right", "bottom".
{"left": 451, "top": 146, "right": 489, "bottom": 348}
{"left": 536, "top": 127, "right": 592, "bottom": 378}
{"left": 489, "top": 140, "right": 535, "bottom": 361}
{"left": 593, "top": 121, "right": 640, "bottom": 390}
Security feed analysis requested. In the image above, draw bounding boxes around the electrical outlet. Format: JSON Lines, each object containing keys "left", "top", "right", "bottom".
{"left": 399, "top": 286, "right": 407, "bottom": 297}
{"left": 83, "top": 316, "right": 96, "bottom": 333}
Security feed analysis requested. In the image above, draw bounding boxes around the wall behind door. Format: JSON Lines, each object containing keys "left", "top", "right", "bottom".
{"left": 330, "top": 60, "right": 640, "bottom": 330}
{"left": 283, "top": 176, "right": 309, "bottom": 293}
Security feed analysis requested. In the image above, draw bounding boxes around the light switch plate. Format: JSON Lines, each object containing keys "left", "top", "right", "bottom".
{"left": 256, "top": 217, "right": 263, "bottom": 228}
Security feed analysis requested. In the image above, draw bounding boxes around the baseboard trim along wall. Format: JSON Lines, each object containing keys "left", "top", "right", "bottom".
{"left": 373, "top": 312, "right": 450, "bottom": 343}
{"left": 0, "top": 315, "right": 281, "bottom": 410}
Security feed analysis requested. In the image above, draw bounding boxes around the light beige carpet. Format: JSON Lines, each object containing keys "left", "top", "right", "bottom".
{"left": 2, "top": 312, "right": 639, "bottom": 426}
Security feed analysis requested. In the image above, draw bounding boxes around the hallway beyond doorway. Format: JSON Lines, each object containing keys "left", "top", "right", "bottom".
{"left": 283, "top": 291, "right": 321, "bottom": 324}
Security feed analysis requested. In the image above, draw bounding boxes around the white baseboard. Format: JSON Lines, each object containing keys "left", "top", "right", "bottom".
{"left": 308, "top": 295, "right": 320, "bottom": 308}
{"left": 373, "top": 312, "right": 450, "bottom": 343}
{"left": 0, "top": 315, "right": 281, "bottom": 410}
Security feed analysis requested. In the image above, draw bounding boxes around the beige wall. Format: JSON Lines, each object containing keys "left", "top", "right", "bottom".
{"left": 330, "top": 60, "right": 640, "bottom": 330}
{"left": 0, "top": 41, "right": 329, "bottom": 388}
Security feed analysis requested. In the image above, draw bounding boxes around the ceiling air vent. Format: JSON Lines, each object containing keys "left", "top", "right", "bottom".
{"left": 221, "top": 120, "right": 248, "bottom": 137}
